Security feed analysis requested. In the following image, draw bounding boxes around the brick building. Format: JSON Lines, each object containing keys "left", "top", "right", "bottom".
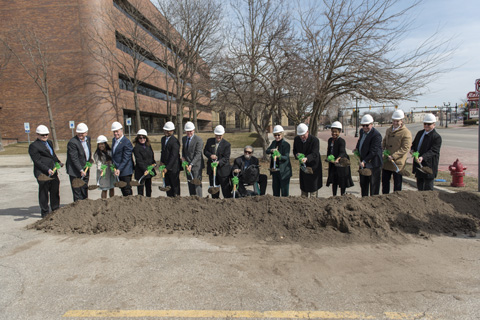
{"left": 0, "top": 0, "right": 212, "bottom": 143}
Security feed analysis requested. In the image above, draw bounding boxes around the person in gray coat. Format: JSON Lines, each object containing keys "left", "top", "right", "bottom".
{"left": 182, "top": 121, "right": 204, "bottom": 197}
{"left": 66, "top": 122, "right": 92, "bottom": 201}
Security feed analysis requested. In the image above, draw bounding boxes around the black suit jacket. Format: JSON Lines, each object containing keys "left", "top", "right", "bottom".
{"left": 232, "top": 155, "right": 259, "bottom": 173}
{"left": 355, "top": 127, "right": 383, "bottom": 169}
{"left": 66, "top": 136, "right": 92, "bottom": 177}
{"left": 28, "top": 139, "right": 61, "bottom": 178}
{"left": 161, "top": 135, "right": 180, "bottom": 173}
{"left": 203, "top": 137, "right": 231, "bottom": 177}
{"left": 411, "top": 128, "right": 442, "bottom": 177}
{"left": 133, "top": 143, "right": 156, "bottom": 180}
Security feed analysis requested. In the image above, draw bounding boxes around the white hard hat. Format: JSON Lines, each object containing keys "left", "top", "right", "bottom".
{"left": 36, "top": 125, "right": 49, "bottom": 135}
{"left": 137, "top": 129, "right": 147, "bottom": 136}
{"left": 273, "top": 125, "right": 284, "bottom": 134}
{"left": 331, "top": 121, "right": 342, "bottom": 130}
{"left": 76, "top": 122, "right": 88, "bottom": 133}
{"left": 392, "top": 110, "right": 405, "bottom": 120}
{"left": 423, "top": 113, "right": 436, "bottom": 123}
{"left": 184, "top": 121, "right": 195, "bottom": 131}
{"left": 96, "top": 135, "right": 108, "bottom": 143}
{"left": 111, "top": 121, "right": 123, "bottom": 131}
{"left": 214, "top": 125, "right": 225, "bottom": 135}
{"left": 163, "top": 121, "right": 175, "bottom": 131}
{"left": 297, "top": 123, "right": 308, "bottom": 136}
{"left": 360, "top": 114, "right": 374, "bottom": 125}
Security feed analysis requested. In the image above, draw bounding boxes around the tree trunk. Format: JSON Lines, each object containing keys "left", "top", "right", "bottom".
{"left": 134, "top": 83, "right": 141, "bottom": 132}
{"left": 0, "top": 126, "right": 4, "bottom": 151}
{"left": 44, "top": 87, "right": 59, "bottom": 151}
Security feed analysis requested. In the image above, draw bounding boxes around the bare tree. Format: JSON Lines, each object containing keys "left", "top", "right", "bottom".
{"left": 298, "top": 0, "right": 455, "bottom": 135}
{"left": 90, "top": 0, "right": 164, "bottom": 131}
{"left": 0, "top": 38, "right": 11, "bottom": 151}
{"left": 215, "top": 0, "right": 293, "bottom": 158}
{"left": 154, "top": 0, "right": 224, "bottom": 138}
{"left": 1, "top": 28, "right": 60, "bottom": 150}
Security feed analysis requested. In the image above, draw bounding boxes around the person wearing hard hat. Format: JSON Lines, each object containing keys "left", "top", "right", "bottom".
{"left": 353, "top": 114, "right": 383, "bottom": 197}
{"left": 181, "top": 121, "right": 204, "bottom": 197}
{"left": 293, "top": 123, "right": 322, "bottom": 197}
{"left": 111, "top": 121, "right": 134, "bottom": 196}
{"left": 66, "top": 122, "right": 92, "bottom": 201}
{"left": 28, "top": 125, "right": 63, "bottom": 217}
{"left": 203, "top": 125, "right": 232, "bottom": 198}
{"left": 133, "top": 129, "right": 156, "bottom": 197}
{"left": 266, "top": 125, "right": 292, "bottom": 196}
{"left": 160, "top": 121, "right": 181, "bottom": 197}
{"left": 93, "top": 135, "right": 115, "bottom": 199}
{"left": 411, "top": 113, "right": 442, "bottom": 191}
{"left": 326, "top": 121, "right": 354, "bottom": 196}
{"left": 381, "top": 110, "right": 412, "bottom": 194}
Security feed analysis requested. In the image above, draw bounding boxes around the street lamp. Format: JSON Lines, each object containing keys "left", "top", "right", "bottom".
{"left": 443, "top": 102, "right": 450, "bottom": 128}
{"left": 354, "top": 97, "right": 361, "bottom": 137}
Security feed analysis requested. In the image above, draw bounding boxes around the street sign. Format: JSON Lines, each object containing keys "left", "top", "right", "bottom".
{"left": 126, "top": 118, "right": 132, "bottom": 126}
{"left": 467, "top": 91, "right": 479, "bottom": 101}
{"left": 69, "top": 121, "right": 75, "bottom": 129}
{"left": 470, "top": 108, "right": 479, "bottom": 119}
{"left": 476, "top": 78, "right": 480, "bottom": 92}
{"left": 24, "top": 122, "right": 30, "bottom": 133}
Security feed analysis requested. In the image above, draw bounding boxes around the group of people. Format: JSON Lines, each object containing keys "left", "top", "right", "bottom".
{"left": 29, "top": 111, "right": 441, "bottom": 217}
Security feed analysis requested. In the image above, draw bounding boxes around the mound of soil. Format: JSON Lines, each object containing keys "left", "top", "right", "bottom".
{"left": 30, "top": 191, "right": 480, "bottom": 244}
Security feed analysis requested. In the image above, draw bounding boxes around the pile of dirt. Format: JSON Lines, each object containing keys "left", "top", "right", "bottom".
{"left": 30, "top": 191, "right": 480, "bottom": 244}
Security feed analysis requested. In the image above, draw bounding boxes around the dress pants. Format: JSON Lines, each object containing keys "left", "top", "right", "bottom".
{"left": 208, "top": 174, "right": 231, "bottom": 199}
{"left": 38, "top": 176, "right": 60, "bottom": 217}
{"left": 382, "top": 169, "right": 403, "bottom": 194}
{"left": 137, "top": 178, "right": 152, "bottom": 197}
{"left": 272, "top": 173, "right": 290, "bottom": 197}
{"left": 69, "top": 175, "right": 88, "bottom": 201}
{"left": 359, "top": 166, "right": 381, "bottom": 197}
{"left": 119, "top": 175, "right": 133, "bottom": 196}
{"left": 165, "top": 171, "right": 180, "bottom": 197}
{"left": 416, "top": 177, "right": 434, "bottom": 191}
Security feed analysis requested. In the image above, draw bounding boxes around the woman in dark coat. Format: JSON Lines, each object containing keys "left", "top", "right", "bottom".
{"left": 266, "top": 125, "right": 292, "bottom": 197}
{"left": 325, "top": 122, "right": 354, "bottom": 196}
{"left": 133, "top": 129, "right": 156, "bottom": 197}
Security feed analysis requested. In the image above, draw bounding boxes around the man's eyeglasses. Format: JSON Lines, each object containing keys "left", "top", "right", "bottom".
{"left": 40, "top": 134, "right": 48, "bottom": 137}
{"left": 244, "top": 151, "right": 252, "bottom": 154}
{"left": 274, "top": 134, "right": 281, "bottom": 137}
{"left": 361, "top": 124, "right": 370, "bottom": 128}
{"left": 424, "top": 123, "right": 434, "bottom": 126}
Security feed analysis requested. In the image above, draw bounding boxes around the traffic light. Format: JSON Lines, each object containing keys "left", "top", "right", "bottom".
{"left": 395, "top": 105, "right": 398, "bottom": 109}
{"left": 369, "top": 105, "right": 371, "bottom": 110}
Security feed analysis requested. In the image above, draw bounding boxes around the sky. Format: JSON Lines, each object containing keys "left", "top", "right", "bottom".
{"left": 391, "top": 0, "right": 480, "bottom": 111}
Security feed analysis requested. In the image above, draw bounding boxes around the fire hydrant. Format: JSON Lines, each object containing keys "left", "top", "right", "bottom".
{"left": 448, "top": 159, "right": 467, "bottom": 187}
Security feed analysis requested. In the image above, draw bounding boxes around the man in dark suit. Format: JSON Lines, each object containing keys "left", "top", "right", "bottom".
{"left": 232, "top": 146, "right": 267, "bottom": 197}
{"left": 203, "top": 125, "right": 232, "bottom": 199}
{"left": 111, "top": 121, "right": 134, "bottom": 196}
{"left": 182, "top": 121, "right": 204, "bottom": 197}
{"left": 411, "top": 113, "right": 442, "bottom": 191}
{"left": 66, "top": 122, "right": 92, "bottom": 201}
{"left": 354, "top": 114, "right": 383, "bottom": 197}
{"left": 161, "top": 121, "right": 181, "bottom": 197}
{"left": 28, "top": 125, "right": 63, "bottom": 217}
{"left": 293, "top": 123, "right": 322, "bottom": 197}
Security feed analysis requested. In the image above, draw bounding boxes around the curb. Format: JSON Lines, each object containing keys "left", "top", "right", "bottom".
{"left": 402, "top": 176, "right": 455, "bottom": 194}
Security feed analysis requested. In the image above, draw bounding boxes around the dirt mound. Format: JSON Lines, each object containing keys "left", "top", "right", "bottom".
{"left": 30, "top": 191, "right": 480, "bottom": 244}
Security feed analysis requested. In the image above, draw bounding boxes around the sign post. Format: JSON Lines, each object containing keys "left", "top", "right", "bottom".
{"left": 69, "top": 121, "right": 75, "bottom": 137}
{"left": 126, "top": 118, "right": 132, "bottom": 140}
{"left": 476, "top": 78, "right": 480, "bottom": 192}
{"left": 24, "top": 122, "right": 30, "bottom": 145}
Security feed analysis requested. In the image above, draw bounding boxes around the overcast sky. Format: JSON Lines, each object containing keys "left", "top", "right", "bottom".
{"left": 396, "top": 0, "right": 480, "bottom": 111}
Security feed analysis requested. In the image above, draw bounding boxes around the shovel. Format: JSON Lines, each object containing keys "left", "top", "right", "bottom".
{"left": 113, "top": 175, "right": 127, "bottom": 188}
{"left": 269, "top": 149, "right": 281, "bottom": 172}
{"left": 182, "top": 161, "right": 202, "bottom": 185}
{"left": 208, "top": 161, "right": 220, "bottom": 194}
{"left": 130, "top": 164, "right": 156, "bottom": 187}
{"left": 231, "top": 173, "right": 239, "bottom": 199}
{"left": 297, "top": 153, "right": 313, "bottom": 174}
{"left": 88, "top": 164, "right": 108, "bottom": 190}
{"left": 390, "top": 159, "right": 411, "bottom": 177}
{"left": 354, "top": 150, "right": 372, "bottom": 176}
{"left": 37, "top": 162, "right": 62, "bottom": 181}
{"left": 72, "top": 175, "right": 88, "bottom": 188}
{"left": 158, "top": 165, "right": 171, "bottom": 192}
{"left": 412, "top": 151, "right": 433, "bottom": 174}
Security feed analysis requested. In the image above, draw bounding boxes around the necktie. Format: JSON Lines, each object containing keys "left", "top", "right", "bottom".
{"left": 186, "top": 137, "right": 190, "bottom": 150}
{"left": 418, "top": 132, "right": 427, "bottom": 151}
{"left": 44, "top": 141, "right": 53, "bottom": 156}
{"left": 81, "top": 139, "right": 89, "bottom": 160}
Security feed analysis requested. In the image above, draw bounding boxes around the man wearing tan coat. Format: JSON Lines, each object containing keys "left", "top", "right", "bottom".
{"left": 382, "top": 110, "right": 412, "bottom": 194}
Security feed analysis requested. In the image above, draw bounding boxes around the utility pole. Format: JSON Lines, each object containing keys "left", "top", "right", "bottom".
{"left": 354, "top": 97, "right": 361, "bottom": 137}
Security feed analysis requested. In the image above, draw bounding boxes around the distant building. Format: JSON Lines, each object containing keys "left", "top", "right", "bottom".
{"left": 0, "top": 0, "right": 211, "bottom": 142}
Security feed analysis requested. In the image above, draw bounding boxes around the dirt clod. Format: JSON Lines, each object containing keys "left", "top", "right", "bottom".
{"left": 29, "top": 191, "right": 480, "bottom": 245}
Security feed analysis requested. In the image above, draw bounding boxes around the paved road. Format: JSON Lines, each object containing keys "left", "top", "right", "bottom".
{"left": 1, "top": 157, "right": 480, "bottom": 320}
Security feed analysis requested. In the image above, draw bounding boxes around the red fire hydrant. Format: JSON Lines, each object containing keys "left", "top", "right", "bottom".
{"left": 449, "top": 159, "right": 467, "bottom": 187}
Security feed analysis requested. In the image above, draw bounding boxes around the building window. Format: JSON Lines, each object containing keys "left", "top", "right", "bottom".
{"left": 119, "top": 74, "right": 176, "bottom": 101}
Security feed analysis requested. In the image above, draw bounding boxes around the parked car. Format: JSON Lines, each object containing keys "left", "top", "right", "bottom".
{"left": 323, "top": 124, "right": 331, "bottom": 130}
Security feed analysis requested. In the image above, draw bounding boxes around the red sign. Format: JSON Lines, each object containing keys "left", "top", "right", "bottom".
{"left": 476, "top": 78, "right": 480, "bottom": 92}
{"left": 467, "top": 91, "right": 479, "bottom": 101}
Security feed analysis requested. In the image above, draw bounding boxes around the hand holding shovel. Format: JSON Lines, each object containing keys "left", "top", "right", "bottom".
{"left": 182, "top": 161, "right": 201, "bottom": 185}
{"left": 412, "top": 151, "right": 433, "bottom": 174}
{"left": 38, "top": 162, "right": 62, "bottom": 181}
{"left": 297, "top": 153, "right": 313, "bottom": 174}
{"left": 88, "top": 164, "right": 108, "bottom": 190}
{"left": 208, "top": 161, "right": 220, "bottom": 194}
{"left": 158, "top": 165, "right": 171, "bottom": 192}
{"left": 110, "top": 165, "right": 127, "bottom": 188}
{"left": 270, "top": 149, "right": 281, "bottom": 172}
{"left": 130, "top": 164, "right": 156, "bottom": 187}
{"left": 83, "top": 161, "right": 92, "bottom": 175}
{"left": 354, "top": 150, "right": 372, "bottom": 176}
